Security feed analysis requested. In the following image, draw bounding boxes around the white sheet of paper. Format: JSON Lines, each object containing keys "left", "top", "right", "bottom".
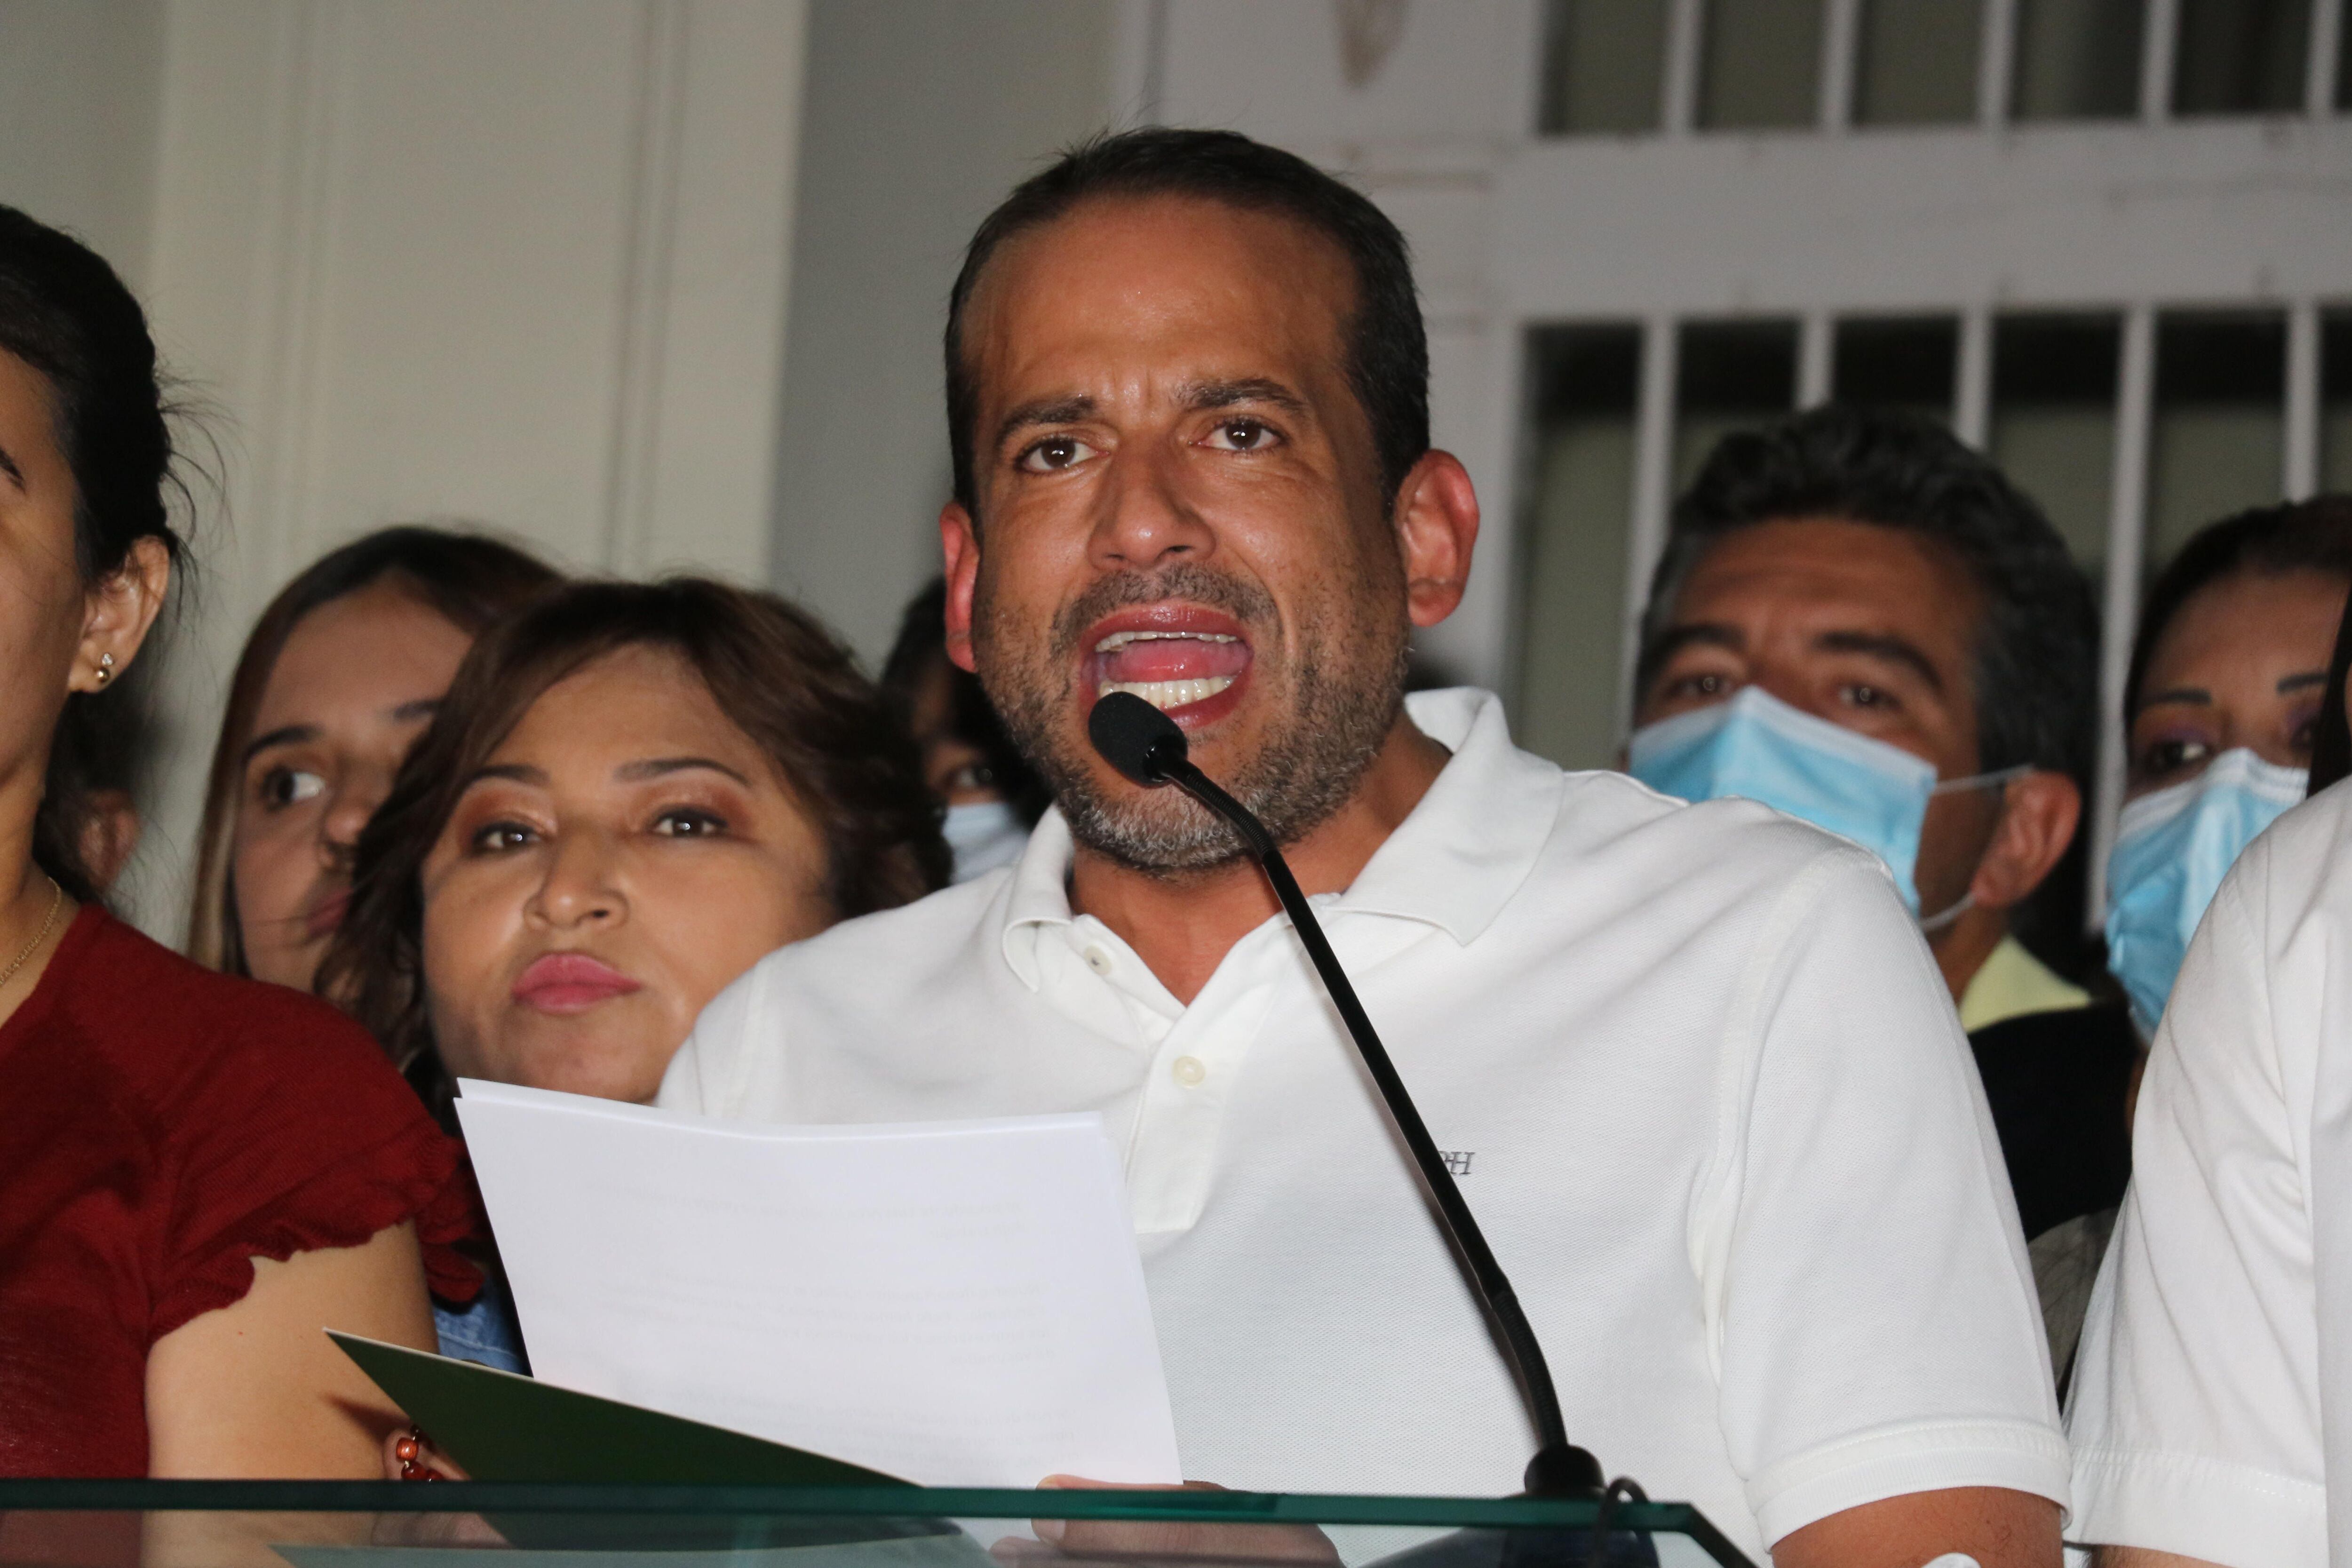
{"left": 453, "top": 1080, "right": 1182, "bottom": 1488}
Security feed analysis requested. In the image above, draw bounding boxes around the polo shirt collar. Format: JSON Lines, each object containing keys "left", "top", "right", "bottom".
{"left": 996, "top": 686, "right": 1561, "bottom": 991}
{"left": 1340, "top": 687, "right": 1562, "bottom": 944}
{"left": 1001, "top": 810, "right": 1081, "bottom": 992}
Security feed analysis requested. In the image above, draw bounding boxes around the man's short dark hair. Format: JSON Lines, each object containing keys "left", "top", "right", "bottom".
{"left": 1639, "top": 405, "right": 2100, "bottom": 787}
{"left": 944, "top": 127, "right": 1429, "bottom": 520}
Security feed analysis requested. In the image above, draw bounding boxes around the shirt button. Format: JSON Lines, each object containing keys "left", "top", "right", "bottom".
{"left": 1083, "top": 945, "right": 1114, "bottom": 976}
{"left": 1171, "top": 1055, "right": 1207, "bottom": 1087}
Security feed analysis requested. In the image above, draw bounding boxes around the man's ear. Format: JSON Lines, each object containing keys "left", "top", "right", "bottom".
{"left": 71, "top": 536, "right": 171, "bottom": 694}
{"left": 1392, "top": 451, "right": 1479, "bottom": 629}
{"left": 1969, "top": 771, "right": 2081, "bottom": 911}
{"left": 940, "top": 501, "right": 981, "bottom": 675}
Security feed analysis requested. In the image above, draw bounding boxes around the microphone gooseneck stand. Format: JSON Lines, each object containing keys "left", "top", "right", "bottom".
{"left": 1087, "top": 691, "right": 1606, "bottom": 1501}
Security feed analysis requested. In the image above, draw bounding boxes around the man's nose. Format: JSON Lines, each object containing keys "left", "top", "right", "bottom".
{"left": 529, "top": 829, "right": 625, "bottom": 929}
{"left": 1088, "top": 446, "right": 1215, "bottom": 573}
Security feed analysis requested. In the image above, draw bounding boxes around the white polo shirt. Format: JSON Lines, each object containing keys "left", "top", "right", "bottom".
{"left": 660, "top": 688, "right": 2066, "bottom": 1557}
{"left": 2066, "top": 779, "right": 2352, "bottom": 1568}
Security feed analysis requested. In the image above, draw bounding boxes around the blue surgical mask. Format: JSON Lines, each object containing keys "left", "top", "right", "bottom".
{"left": 2104, "top": 748, "right": 2306, "bottom": 1036}
{"left": 943, "top": 799, "right": 1030, "bottom": 883}
{"left": 1627, "top": 686, "right": 2022, "bottom": 917}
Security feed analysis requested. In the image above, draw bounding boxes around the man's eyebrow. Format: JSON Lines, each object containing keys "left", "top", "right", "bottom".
{"left": 1182, "top": 378, "right": 1309, "bottom": 417}
{"left": 2278, "top": 671, "right": 2328, "bottom": 696}
{"left": 1646, "top": 622, "right": 1745, "bottom": 660}
{"left": 993, "top": 395, "right": 1096, "bottom": 453}
{"left": 240, "top": 723, "right": 321, "bottom": 766}
{"left": 1637, "top": 623, "right": 1744, "bottom": 687}
{"left": 2137, "top": 685, "right": 2212, "bottom": 709}
{"left": 1815, "top": 629, "right": 1945, "bottom": 693}
{"left": 616, "top": 756, "right": 753, "bottom": 785}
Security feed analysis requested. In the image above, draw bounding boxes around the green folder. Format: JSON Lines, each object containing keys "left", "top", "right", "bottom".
{"left": 331, "top": 1334, "right": 910, "bottom": 1487}
{"left": 330, "top": 1334, "right": 949, "bottom": 1552}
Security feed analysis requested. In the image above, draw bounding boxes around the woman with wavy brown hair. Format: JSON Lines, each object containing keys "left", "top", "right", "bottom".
{"left": 320, "top": 576, "right": 948, "bottom": 1374}
{"left": 188, "top": 525, "right": 558, "bottom": 988}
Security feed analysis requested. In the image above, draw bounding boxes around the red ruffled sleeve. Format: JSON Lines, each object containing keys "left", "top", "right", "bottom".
{"left": 153, "top": 1095, "right": 482, "bottom": 1340}
{"left": 67, "top": 910, "right": 482, "bottom": 1340}
{"left": 0, "top": 907, "right": 483, "bottom": 1478}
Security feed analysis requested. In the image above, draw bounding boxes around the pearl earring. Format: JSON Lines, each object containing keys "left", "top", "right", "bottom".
{"left": 93, "top": 653, "right": 114, "bottom": 688}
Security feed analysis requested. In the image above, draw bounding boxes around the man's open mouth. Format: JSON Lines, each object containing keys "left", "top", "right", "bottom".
{"left": 1084, "top": 608, "right": 1254, "bottom": 721}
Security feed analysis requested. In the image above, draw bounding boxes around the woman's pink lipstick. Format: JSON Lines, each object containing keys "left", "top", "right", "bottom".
{"left": 304, "top": 888, "right": 351, "bottom": 940}
{"left": 512, "top": 952, "right": 642, "bottom": 1014}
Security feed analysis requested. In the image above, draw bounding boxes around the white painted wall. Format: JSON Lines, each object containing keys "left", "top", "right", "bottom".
{"left": 768, "top": 0, "right": 1123, "bottom": 663}
{"left": 0, "top": 0, "right": 809, "bottom": 939}
{"left": 0, "top": 0, "right": 165, "bottom": 291}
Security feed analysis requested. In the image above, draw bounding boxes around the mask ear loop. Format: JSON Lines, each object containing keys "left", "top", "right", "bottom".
{"left": 1928, "top": 762, "right": 2035, "bottom": 796}
{"left": 1918, "top": 765, "right": 2035, "bottom": 931}
{"left": 1918, "top": 892, "right": 1974, "bottom": 933}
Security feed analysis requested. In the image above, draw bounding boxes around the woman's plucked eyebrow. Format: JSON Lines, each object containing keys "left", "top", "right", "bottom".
{"left": 241, "top": 723, "right": 322, "bottom": 766}
{"left": 616, "top": 756, "right": 753, "bottom": 786}
{"left": 2278, "top": 671, "right": 2328, "bottom": 696}
{"left": 2138, "top": 686, "right": 2213, "bottom": 710}
{"left": 459, "top": 762, "right": 548, "bottom": 790}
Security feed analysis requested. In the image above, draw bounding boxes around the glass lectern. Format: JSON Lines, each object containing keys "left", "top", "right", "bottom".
{"left": 0, "top": 1481, "right": 1757, "bottom": 1568}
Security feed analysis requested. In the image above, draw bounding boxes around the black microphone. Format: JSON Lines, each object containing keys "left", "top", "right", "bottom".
{"left": 1087, "top": 691, "right": 1605, "bottom": 1500}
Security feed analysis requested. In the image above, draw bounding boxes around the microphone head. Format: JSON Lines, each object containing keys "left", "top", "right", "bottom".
{"left": 1088, "top": 691, "right": 1188, "bottom": 786}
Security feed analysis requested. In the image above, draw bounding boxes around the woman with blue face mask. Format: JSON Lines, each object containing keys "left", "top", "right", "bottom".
{"left": 2107, "top": 498, "right": 2352, "bottom": 1042}
{"left": 882, "top": 577, "right": 1049, "bottom": 883}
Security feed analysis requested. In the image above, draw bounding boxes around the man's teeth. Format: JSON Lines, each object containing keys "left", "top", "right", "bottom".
{"left": 1097, "top": 675, "right": 1236, "bottom": 711}
{"left": 1093, "top": 629, "right": 1240, "bottom": 653}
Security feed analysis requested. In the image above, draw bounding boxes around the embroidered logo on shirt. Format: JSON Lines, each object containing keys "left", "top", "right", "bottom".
{"left": 1440, "top": 1149, "right": 1476, "bottom": 1176}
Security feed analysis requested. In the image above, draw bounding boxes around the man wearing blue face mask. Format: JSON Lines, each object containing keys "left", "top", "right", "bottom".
{"left": 1628, "top": 406, "right": 2130, "bottom": 1380}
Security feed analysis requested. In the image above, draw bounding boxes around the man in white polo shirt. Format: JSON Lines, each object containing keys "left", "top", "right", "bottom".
{"left": 659, "top": 128, "right": 2065, "bottom": 1566}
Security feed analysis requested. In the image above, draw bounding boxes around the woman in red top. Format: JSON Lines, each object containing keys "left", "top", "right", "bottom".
{"left": 0, "top": 204, "right": 470, "bottom": 1478}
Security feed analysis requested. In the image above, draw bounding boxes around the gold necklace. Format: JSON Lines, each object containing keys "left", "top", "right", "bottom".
{"left": 0, "top": 877, "right": 63, "bottom": 993}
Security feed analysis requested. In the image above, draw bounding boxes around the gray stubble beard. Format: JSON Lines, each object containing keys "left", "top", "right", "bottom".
{"left": 975, "top": 562, "right": 1411, "bottom": 877}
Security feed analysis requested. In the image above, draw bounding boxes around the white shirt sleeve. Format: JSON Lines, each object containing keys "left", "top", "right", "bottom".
{"left": 2065, "top": 861, "right": 2327, "bottom": 1568}
{"left": 657, "top": 952, "right": 769, "bottom": 1115}
{"left": 1701, "top": 848, "right": 2068, "bottom": 1546}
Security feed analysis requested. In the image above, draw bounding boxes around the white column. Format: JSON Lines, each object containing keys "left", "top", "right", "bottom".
{"left": 1798, "top": 311, "right": 1836, "bottom": 407}
{"left": 1820, "top": 0, "right": 1861, "bottom": 130}
{"left": 2288, "top": 299, "right": 2322, "bottom": 501}
{"left": 2308, "top": 0, "right": 2343, "bottom": 117}
{"left": 1662, "top": 0, "right": 1704, "bottom": 134}
{"left": 2140, "top": 0, "right": 2179, "bottom": 121}
{"left": 2089, "top": 306, "right": 2156, "bottom": 926}
{"left": 1977, "top": 0, "right": 2017, "bottom": 127}
{"left": 1955, "top": 306, "right": 1993, "bottom": 448}
{"left": 601, "top": 0, "right": 691, "bottom": 576}
{"left": 1619, "top": 316, "right": 1680, "bottom": 739}
{"left": 1107, "top": 0, "right": 1168, "bottom": 126}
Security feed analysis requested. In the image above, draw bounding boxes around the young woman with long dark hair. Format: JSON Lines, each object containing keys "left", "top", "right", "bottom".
{"left": 0, "top": 206, "right": 470, "bottom": 1480}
